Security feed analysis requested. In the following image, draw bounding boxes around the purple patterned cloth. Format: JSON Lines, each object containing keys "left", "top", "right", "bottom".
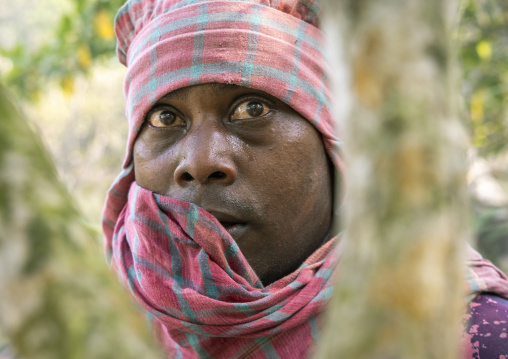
{"left": 463, "top": 294, "right": 508, "bottom": 358}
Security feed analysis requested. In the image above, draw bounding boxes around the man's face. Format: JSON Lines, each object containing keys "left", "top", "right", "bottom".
{"left": 133, "top": 83, "right": 333, "bottom": 285}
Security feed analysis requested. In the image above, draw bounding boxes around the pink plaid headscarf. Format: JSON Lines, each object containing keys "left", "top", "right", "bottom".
{"left": 102, "top": 0, "right": 508, "bottom": 357}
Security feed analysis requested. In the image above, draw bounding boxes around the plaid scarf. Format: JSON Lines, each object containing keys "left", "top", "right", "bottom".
{"left": 110, "top": 182, "right": 338, "bottom": 358}
{"left": 103, "top": 0, "right": 508, "bottom": 357}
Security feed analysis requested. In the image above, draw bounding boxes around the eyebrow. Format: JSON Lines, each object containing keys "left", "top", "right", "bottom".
{"left": 160, "top": 83, "right": 241, "bottom": 102}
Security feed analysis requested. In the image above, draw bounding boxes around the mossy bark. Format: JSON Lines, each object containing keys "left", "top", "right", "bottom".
{"left": 316, "top": 1, "right": 467, "bottom": 358}
{"left": 0, "top": 85, "right": 164, "bottom": 359}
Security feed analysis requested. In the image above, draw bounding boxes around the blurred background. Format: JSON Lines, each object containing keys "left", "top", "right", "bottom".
{"left": 0, "top": 0, "right": 507, "bottom": 270}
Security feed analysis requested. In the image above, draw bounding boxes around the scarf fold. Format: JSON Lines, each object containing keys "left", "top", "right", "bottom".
{"left": 465, "top": 244, "right": 508, "bottom": 301}
{"left": 110, "top": 182, "right": 338, "bottom": 358}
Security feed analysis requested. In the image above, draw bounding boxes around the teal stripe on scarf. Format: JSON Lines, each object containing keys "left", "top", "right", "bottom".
{"left": 310, "top": 286, "right": 334, "bottom": 303}
{"left": 316, "top": 268, "right": 333, "bottom": 279}
{"left": 307, "top": 315, "right": 320, "bottom": 343}
{"left": 185, "top": 332, "right": 215, "bottom": 359}
{"left": 198, "top": 249, "right": 221, "bottom": 299}
{"left": 148, "top": 17, "right": 160, "bottom": 104}
{"left": 190, "top": 3, "right": 208, "bottom": 84}
{"left": 255, "top": 337, "right": 281, "bottom": 359}
{"left": 233, "top": 302, "right": 257, "bottom": 317}
{"left": 127, "top": 266, "right": 137, "bottom": 292}
{"left": 173, "top": 342, "right": 184, "bottom": 359}
{"left": 263, "top": 303, "right": 283, "bottom": 315}
{"left": 224, "top": 241, "right": 239, "bottom": 260}
{"left": 129, "top": 185, "right": 145, "bottom": 289}
{"left": 186, "top": 203, "right": 200, "bottom": 237}
{"left": 313, "top": 72, "right": 328, "bottom": 127}
{"left": 240, "top": 5, "right": 262, "bottom": 87}
{"left": 264, "top": 311, "right": 291, "bottom": 322}
{"left": 109, "top": 225, "right": 125, "bottom": 265}
{"left": 154, "top": 194, "right": 202, "bottom": 324}
{"left": 465, "top": 267, "right": 482, "bottom": 294}
{"left": 282, "top": 20, "right": 306, "bottom": 103}
{"left": 145, "top": 311, "right": 155, "bottom": 331}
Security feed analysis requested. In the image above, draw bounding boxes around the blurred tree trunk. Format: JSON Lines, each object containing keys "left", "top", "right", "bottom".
{"left": 0, "top": 85, "right": 163, "bottom": 359}
{"left": 317, "top": 0, "right": 468, "bottom": 358}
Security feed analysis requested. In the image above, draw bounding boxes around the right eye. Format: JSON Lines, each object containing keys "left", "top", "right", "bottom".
{"left": 231, "top": 100, "right": 271, "bottom": 121}
{"left": 147, "top": 109, "right": 185, "bottom": 128}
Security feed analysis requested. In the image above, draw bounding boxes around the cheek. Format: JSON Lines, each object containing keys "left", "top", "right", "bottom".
{"left": 254, "top": 129, "right": 332, "bottom": 213}
{"left": 133, "top": 134, "right": 177, "bottom": 193}
{"left": 286, "top": 148, "right": 331, "bottom": 209}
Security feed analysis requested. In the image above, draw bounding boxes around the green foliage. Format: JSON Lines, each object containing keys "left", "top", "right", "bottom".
{"left": 458, "top": 0, "right": 508, "bottom": 155}
{"left": 0, "top": 0, "right": 124, "bottom": 99}
{"left": 473, "top": 203, "right": 508, "bottom": 271}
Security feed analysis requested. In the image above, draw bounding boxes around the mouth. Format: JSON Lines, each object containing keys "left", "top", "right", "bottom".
{"left": 219, "top": 221, "right": 238, "bottom": 229}
{"left": 205, "top": 210, "right": 247, "bottom": 240}
{"left": 219, "top": 221, "right": 245, "bottom": 232}
{"left": 220, "top": 222, "right": 247, "bottom": 240}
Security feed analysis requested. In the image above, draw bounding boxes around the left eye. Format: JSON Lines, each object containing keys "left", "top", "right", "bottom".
{"left": 147, "top": 109, "right": 185, "bottom": 128}
{"left": 231, "top": 100, "right": 270, "bottom": 120}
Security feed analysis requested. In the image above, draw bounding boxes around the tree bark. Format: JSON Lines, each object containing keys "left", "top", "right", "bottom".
{"left": 0, "top": 86, "right": 163, "bottom": 359}
{"left": 316, "top": 0, "right": 467, "bottom": 358}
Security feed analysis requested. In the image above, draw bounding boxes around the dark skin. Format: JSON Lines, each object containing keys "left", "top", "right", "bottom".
{"left": 133, "top": 83, "right": 333, "bottom": 285}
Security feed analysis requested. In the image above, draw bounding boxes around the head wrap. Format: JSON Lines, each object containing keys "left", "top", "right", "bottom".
{"left": 115, "top": 0, "right": 341, "bottom": 169}
{"left": 102, "top": 0, "right": 508, "bottom": 357}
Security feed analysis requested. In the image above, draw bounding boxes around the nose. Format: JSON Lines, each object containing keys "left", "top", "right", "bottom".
{"left": 174, "top": 124, "right": 237, "bottom": 186}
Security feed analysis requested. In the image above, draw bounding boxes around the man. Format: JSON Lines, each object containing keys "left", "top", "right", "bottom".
{"left": 103, "top": 0, "right": 508, "bottom": 357}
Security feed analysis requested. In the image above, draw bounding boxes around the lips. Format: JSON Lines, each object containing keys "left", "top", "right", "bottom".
{"left": 205, "top": 209, "right": 247, "bottom": 240}
{"left": 219, "top": 221, "right": 237, "bottom": 229}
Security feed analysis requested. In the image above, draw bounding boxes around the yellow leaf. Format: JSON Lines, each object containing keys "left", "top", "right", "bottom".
{"left": 77, "top": 44, "right": 92, "bottom": 69}
{"left": 60, "top": 76, "right": 74, "bottom": 96}
{"left": 476, "top": 40, "right": 492, "bottom": 60}
{"left": 474, "top": 124, "right": 489, "bottom": 148}
{"left": 29, "top": 90, "right": 41, "bottom": 103}
{"left": 94, "top": 10, "right": 115, "bottom": 40}
{"left": 470, "top": 91, "right": 484, "bottom": 124}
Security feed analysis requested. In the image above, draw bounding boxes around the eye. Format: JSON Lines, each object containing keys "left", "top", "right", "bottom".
{"left": 231, "top": 100, "right": 270, "bottom": 120}
{"left": 147, "top": 108, "right": 185, "bottom": 128}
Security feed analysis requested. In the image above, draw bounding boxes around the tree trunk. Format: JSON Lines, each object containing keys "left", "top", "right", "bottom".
{"left": 0, "top": 86, "right": 163, "bottom": 359}
{"left": 316, "top": 0, "right": 468, "bottom": 358}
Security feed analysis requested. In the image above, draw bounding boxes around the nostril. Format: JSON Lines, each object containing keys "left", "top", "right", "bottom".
{"left": 175, "top": 162, "right": 236, "bottom": 186}
{"left": 181, "top": 172, "right": 194, "bottom": 182}
{"left": 210, "top": 171, "right": 226, "bottom": 180}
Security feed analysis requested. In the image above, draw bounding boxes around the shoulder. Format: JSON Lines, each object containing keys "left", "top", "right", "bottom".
{"left": 462, "top": 293, "right": 508, "bottom": 358}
